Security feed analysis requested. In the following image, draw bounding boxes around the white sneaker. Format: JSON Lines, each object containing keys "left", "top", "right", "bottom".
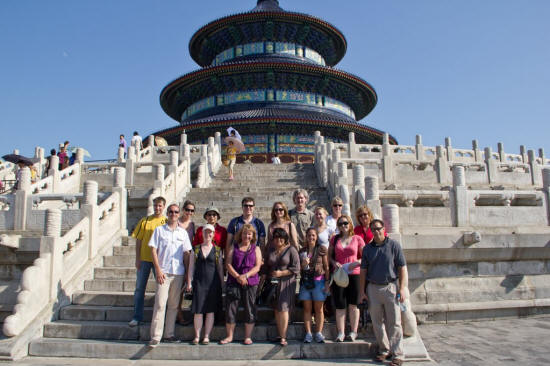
{"left": 348, "top": 331, "right": 358, "bottom": 342}
{"left": 128, "top": 319, "right": 139, "bottom": 327}
{"left": 335, "top": 333, "right": 345, "bottom": 342}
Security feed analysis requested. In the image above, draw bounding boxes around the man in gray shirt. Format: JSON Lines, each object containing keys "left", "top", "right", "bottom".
{"left": 359, "top": 219, "right": 408, "bottom": 365}
{"left": 288, "top": 189, "right": 314, "bottom": 249}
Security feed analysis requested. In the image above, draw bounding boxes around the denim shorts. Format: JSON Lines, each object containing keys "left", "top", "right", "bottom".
{"left": 298, "top": 278, "right": 328, "bottom": 302}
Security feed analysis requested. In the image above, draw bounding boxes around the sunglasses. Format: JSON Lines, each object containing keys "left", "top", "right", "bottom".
{"left": 333, "top": 204, "right": 343, "bottom": 207}
{"left": 337, "top": 221, "right": 349, "bottom": 227}
{"left": 184, "top": 208, "right": 195, "bottom": 213}
{"left": 168, "top": 210, "right": 180, "bottom": 214}
{"left": 371, "top": 226, "right": 384, "bottom": 231}
{"left": 243, "top": 204, "right": 254, "bottom": 208}
{"left": 274, "top": 208, "right": 285, "bottom": 212}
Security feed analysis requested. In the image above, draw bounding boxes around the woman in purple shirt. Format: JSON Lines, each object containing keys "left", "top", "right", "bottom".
{"left": 220, "top": 224, "right": 262, "bottom": 345}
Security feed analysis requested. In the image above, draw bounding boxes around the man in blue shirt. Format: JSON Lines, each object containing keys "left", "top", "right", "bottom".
{"left": 226, "top": 197, "right": 266, "bottom": 255}
{"left": 359, "top": 219, "right": 408, "bottom": 366}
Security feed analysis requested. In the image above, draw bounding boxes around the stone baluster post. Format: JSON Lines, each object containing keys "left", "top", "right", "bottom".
{"left": 542, "top": 168, "right": 550, "bottom": 226}
{"left": 353, "top": 165, "right": 365, "bottom": 210}
{"left": 34, "top": 147, "right": 45, "bottom": 179}
{"left": 81, "top": 181, "right": 99, "bottom": 260}
{"left": 452, "top": 165, "right": 468, "bottom": 227}
{"left": 472, "top": 140, "right": 482, "bottom": 162}
{"left": 153, "top": 164, "right": 165, "bottom": 196}
{"left": 148, "top": 188, "right": 161, "bottom": 216}
{"left": 214, "top": 132, "right": 222, "bottom": 168}
{"left": 75, "top": 148, "right": 84, "bottom": 164}
{"left": 436, "top": 145, "right": 450, "bottom": 184}
{"left": 365, "top": 175, "right": 381, "bottom": 219}
{"left": 48, "top": 155, "right": 60, "bottom": 192}
{"left": 484, "top": 147, "right": 498, "bottom": 184}
{"left": 169, "top": 151, "right": 179, "bottom": 199}
{"left": 183, "top": 143, "right": 191, "bottom": 187}
{"left": 498, "top": 142, "right": 506, "bottom": 162}
{"left": 348, "top": 132, "right": 356, "bottom": 158}
{"left": 148, "top": 135, "right": 155, "bottom": 157}
{"left": 314, "top": 131, "right": 321, "bottom": 161}
{"left": 382, "top": 133, "right": 393, "bottom": 183}
{"left": 125, "top": 146, "right": 136, "bottom": 187}
{"left": 340, "top": 183, "right": 351, "bottom": 216}
{"left": 14, "top": 168, "right": 31, "bottom": 230}
{"left": 180, "top": 133, "right": 188, "bottom": 161}
{"left": 528, "top": 149, "right": 542, "bottom": 186}
{"left": 415, "top": 135, "right": 425, "bottom": 161}
{"left": 13, "top": 149, "right": 19, "bottom": 155}
{"left": 540, "top": 148, "right": 546, "bottom": 166}
{"left": 331, "top": 148, "right": 341, "bottom": 196}
{"left": 326, "top": 141, "right": 334, "bottom": 185}
{"left": 44, "top": 208, "right": 62, "bottom": 300}
{"left": 520, "top": 145, "right": 528, "bottom": 164}
{"left": 207, "top": 136, "right": 216, "bottom": 176}
{"left": 320, "top": 143, "right": 328, "bottom": 187}
{"left": 117, "top": 147, "right": 125, "bottom": 163}
{"left": 445, "top": 137, "right": 453, "bottom": 162}
{"left": 382, "top": 204, "right": 401, "bottom": 242}
{"left": 113, "top": 167, "right": 127, "bottom": 234}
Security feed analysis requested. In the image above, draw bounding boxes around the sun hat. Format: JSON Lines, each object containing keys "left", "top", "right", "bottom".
{"left": 331, "top": 266, "right": 349, "bottom": 288}
{"left": 203, "top": 206, "right": 221, "bottom": 219}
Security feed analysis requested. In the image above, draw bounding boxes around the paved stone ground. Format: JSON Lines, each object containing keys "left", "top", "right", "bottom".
{"left": 2, "top": 317, "right": 550, "bottom": 365}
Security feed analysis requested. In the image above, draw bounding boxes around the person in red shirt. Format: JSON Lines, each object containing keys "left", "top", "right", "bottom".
{"left": 353, "top": 205, "right": 374, "bottom": 245}
{"left": 193, "top": 207, "right": 227, "bottom": 250}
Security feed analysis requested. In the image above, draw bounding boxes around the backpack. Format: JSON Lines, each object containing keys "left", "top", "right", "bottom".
{"left": 194, "top": 245, "right": 222, "bottom": 264}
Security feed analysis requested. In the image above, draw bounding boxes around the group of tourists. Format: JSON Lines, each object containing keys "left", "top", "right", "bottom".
{"left": 130, "top": 189, "right": 408, "bottom": 366}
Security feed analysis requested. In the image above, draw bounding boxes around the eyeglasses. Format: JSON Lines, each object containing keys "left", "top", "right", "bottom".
{"left": 333, "top": 204, "right": 343, "bottom": 207}
{"left": 168, "top": 210, "right": 180, "bottom": 214}
{"left": 274, "top": 208, "right": 285, "bottom": 212}
{"left": 184, "top": 208, "right": 195, "bottom": 213}
{"left": 371, "top": 226, "right": 384, "bottom": 231}
{"left": 337, "top": 221, "right": 349, "bottom": 227}
{"left": 243, "top": 204, "right": 254, "bottom": 208}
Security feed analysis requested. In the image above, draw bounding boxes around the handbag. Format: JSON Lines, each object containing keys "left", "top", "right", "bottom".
{"left": 257, "top": 246, "right": 291, "bottom": 306}
{"left": 226, "top": 284, "right": 241, "bottom": 302}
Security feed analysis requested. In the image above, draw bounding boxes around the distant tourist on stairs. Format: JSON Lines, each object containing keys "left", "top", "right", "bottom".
{"left": 187, "top": 224, "right": 224, "bottom": 345}
{"left": 131, "top": 131, "right": 143, "bottom": 150}
{"left": 128, "top": 196, "right": 167, "bottom": 327}
{"left": 289, "top": 189, "right": 315, "bottom": 249}
{"left": 271, "top": 153, "right": 281, "bottom": 164}
{"left": 119, "top": 134, "right": 127, "bottom": 158}
{"left": 359, "top": 219, "right": 408, "bottom": 366}
{"left": 148, "top": 203, "right": 192, "bottom": 347}
{"left": 220, "top": 224, "right": 262, "bottom": 345}
{"left": 226, "top": 140, "right": 237, "bottom": 180}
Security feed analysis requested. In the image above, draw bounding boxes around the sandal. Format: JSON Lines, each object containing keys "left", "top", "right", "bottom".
{"left": 243, "top": 338, "right": 253, "bottom": 345}
{"left": 218, "top": 338, "right": 232, "bottom": 345}
{"left": 191, "top": 338, "right": 199, "bottom": 345}
{"left": 390, "top": 358, "right": 403, "bottom": 366}
{"left": 279, "top": 338, "right": 288, "bottom": 347}
{"left": 375, "top": 352, "right": 390, "bottom": 362}
{"left": 201, "top": 337, "right": 209, "bottom": 345}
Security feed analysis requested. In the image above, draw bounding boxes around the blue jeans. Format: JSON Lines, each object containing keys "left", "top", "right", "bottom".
{"left": 133, "top": 260, "right": 155, "bottom": 322}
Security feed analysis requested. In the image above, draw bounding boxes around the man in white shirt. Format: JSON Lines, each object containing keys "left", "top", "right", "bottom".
{"left": 148, "top": 203, "right": 192, "bottom": 347}
{"left": 131, "top": 131, "right": 143, "bottom": 150}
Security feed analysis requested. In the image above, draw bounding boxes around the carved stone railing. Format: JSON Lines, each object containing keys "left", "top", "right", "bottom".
{"left": 2, "top": 170, "right": 127, "bottom": 338}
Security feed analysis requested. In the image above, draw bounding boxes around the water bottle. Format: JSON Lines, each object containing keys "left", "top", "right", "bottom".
{"left": 396, "top": 293, "right": 407, "bottom": 312}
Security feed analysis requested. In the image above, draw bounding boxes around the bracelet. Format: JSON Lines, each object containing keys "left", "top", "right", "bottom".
{"left": 245, "top": 273, "right": 249, "bottom": 279}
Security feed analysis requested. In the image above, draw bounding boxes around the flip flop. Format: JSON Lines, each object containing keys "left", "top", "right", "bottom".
{"left": 279, "top": 338, "right": 288, "bottom": 347}
{"left": 191, "top": 338, "right": 199, "bottom": 345}
{"left": 201, "top": 337, "right": 210, "bottom": 345}
{"left": 243, "top": 338, "right": 253, "bottom": 345}
{"left": 218, "top": 338, "right": 232, "bottom": 345}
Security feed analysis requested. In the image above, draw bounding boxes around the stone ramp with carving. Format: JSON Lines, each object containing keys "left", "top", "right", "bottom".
{"left": 28, "top": 163, "right": 429, "bottom": 361}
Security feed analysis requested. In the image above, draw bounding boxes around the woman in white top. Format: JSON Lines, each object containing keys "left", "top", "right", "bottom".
{"left": 326, "top": 196, "right": 343, "bottom": 234}
{"left": 313, "top": 207, "right": 335, "bottom": 248}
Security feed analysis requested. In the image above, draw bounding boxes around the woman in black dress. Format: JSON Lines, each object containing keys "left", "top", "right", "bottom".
{"left": 186, "top": 224, "right": 223, "bottom": 345}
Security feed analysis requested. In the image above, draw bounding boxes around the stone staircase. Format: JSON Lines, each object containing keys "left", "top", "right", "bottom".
{"left": 0, "top": 236, "right": 41, "bottom": 339}
{"left": 26, "top": 163, "right": 428, "bottom": 360}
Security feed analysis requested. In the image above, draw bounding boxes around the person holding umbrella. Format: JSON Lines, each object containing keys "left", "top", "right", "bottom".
{"left": 224, "top": 128, "right": 245, "bottom": 181}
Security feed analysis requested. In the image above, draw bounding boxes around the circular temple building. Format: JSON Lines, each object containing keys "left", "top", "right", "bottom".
{"left": 154, "top": 0, "right": 397, "bottom": 163}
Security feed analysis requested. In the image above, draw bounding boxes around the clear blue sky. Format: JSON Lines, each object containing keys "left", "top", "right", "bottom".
{"left": 1, "top": 0, "right": 549, "bottom": 160}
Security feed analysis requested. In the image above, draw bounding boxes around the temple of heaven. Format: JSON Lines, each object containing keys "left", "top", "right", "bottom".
{"left": 153, "top": 0, "right": 397, "bottom": 163}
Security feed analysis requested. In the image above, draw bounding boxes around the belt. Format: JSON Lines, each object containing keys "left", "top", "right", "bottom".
{"left": 369, "top": 280, "right": 396, "bottom": 286}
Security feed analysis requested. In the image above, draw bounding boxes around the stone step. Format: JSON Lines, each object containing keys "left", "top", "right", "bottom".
{"left": 29, "top": 338, "right": 378, "bottom": 360}
{"left": 94, "top": 267, "right": 137, "bottom": 280}
{"left": 83, "top": 278, "right": 156, "bottom": 293}
{"left": 43, "top": 320, "right": 345, "bottom": 342}
{"left": 60, "top": 305, "right": 302, "bottom": 324}
{"left": 72, "top": 291, "right": 153, "bottom": 307}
